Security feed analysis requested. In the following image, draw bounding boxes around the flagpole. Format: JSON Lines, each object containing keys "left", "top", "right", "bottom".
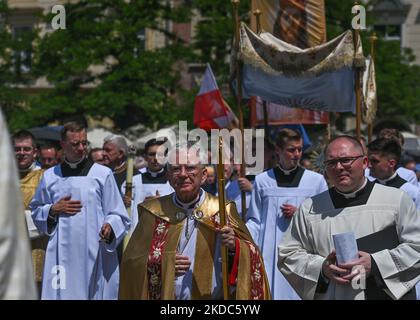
{"left": 217, "top": 136, "right": 230, "bottom": 301}
{"left": 368, "top": 32, "right": 378, "bottom": 143}
{"left": 253, "top": 8, "right": 271, "bottom": 145}
{"left": 232, "top": 0, "right": 247, "bottom": 221}
{"left": 353, "top": 23, "right": 362, "bottom": 140}
{"left": 253, "top": 9, "right": 261, "bottom": 35}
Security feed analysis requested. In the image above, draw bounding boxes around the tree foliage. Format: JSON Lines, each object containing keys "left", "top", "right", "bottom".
{"left": 1, "top": 0, "right": 419, "bottom": 132}
{"left": 192, "top": 0, "right": 249, "bottom": 81}
{"left": 326, "top": 0, "right": 420, "bottom": 123}
{"left": 375, "top": 41, "right": 420, "bottom": 121}
{"left": 5, "top": 0, "right": 194, "bottom": 131}
{"left": 0, "top": 1, "right": 36, "bottom": 129}
{"left": 191, "top": 0, "right": 250, "bottom": 123}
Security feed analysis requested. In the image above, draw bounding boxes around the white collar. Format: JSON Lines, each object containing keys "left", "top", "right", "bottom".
{"left": 64, "top": 156, "right": 85, "bottom": 169}
{"left": 19, "top": 161, "right": 37, "bottom": 174}
{"left": 377, "top": 172, "right": 398, "bottom": 185}
{"left": 113, "top": 161, "right": 126, "bottom": 173}
{"left": 173, "top": 189, "right": 205, "bottom": 211}
{"left": 278, "top": 164, "right": 298, "bottom": 176}
{"left": 148, "top": 167, "right": 164, "bottom": 178}
{"left": 335, "top": 178, "right": 368, "bottom": 199}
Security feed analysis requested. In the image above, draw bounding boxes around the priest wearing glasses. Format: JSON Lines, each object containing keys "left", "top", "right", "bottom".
{"left": 30, "top": 122, "right": 130, "bottom": 299}
{"left": 279, "top": 135, "right": 420, "bottom": 300}
{"left": 119, "top": 142, "right": 270, "bottom": 300}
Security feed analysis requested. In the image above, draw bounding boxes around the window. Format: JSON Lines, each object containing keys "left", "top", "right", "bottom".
{"left": 137, "top": 29, "right": 146, "bottom": 51}
{"left": 133, "top": 29, "right": 146, "bottom": 57}
{"left": 373, "top": 24, "right": 401, "bottom": 41}
{"left": 12, "top": 25, "right": 33, "bottom": 74}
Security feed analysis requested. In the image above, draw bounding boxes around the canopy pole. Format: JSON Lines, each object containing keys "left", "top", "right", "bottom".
{"left": 367, "top": 32, "right": 378, "bottom": 143}
{"left": 353, "top": 27, "right": 362, "bottom": 140}
{"left": 232, "top": 0, "right": 247, "bottom": 221}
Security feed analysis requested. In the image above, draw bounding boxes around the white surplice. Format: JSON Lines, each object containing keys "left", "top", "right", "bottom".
{"left": 246, "top": 166, "right": 328, "bottom": 299}
{"left": 279, "top": 182, "right": 420, "bottom": 300}
{"left": 121, "top": 168, "right": 173, "bottom": 232}
{"left": 30, "top": 163, "right": 130, "bottom": 299}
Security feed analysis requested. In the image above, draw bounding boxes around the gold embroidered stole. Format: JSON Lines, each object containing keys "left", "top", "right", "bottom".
{"left": 119, "top": 193, "right": 271, "bottom": 300}
{"left": 20, "top": 169, "right": 44, "bottom": 209}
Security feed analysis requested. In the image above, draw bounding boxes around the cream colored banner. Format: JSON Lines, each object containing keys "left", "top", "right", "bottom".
{"left": 362, "top": 56, "right": 377, "bottom": 125}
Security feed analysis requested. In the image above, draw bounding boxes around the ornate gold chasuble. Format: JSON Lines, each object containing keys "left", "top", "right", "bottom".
{"left": 20, "top": 169, "right": 44, "bottom": 210}
{"left": 119, "top": 192, "right": 271, "bottom": 300}
{"left": 19, "top": 168, "right": 47, "bottom": 284}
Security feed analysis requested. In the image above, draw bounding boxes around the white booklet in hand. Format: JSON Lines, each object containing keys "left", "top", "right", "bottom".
{"left": 333, "top": 231, "right": 359, "bottom": 265}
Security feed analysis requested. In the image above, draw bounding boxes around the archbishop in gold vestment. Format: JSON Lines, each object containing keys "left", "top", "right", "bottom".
{"left": 119, "top": 192, "right": 271, "bottom": 300}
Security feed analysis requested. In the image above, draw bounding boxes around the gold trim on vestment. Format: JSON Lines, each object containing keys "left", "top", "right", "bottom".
{"left": 119, "top": 192, "right": 271, "bottom": 300}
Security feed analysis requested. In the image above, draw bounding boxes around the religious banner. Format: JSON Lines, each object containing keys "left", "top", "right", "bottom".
{"left": 250, "top": 0, "right": 326, "bottom": 48}
{"left": 250, "top": 96, "right": 329, "bottom": 126}
{"left": 250, "top": 0, "right": 328, "bottom": 124}
{"left": 362, "top": 56, "right": 377, "bottom": 125}
{"left": 232, "top": 23, "right": 365, "bottom": 113}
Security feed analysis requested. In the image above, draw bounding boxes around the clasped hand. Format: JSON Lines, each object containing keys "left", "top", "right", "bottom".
{"left": 174, "top": 226, "right": 236, "bottom": 277}
{"left": 322, "top": 250, "right": 371, "bottom": 285}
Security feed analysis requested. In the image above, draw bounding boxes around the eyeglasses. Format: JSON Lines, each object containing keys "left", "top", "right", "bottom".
{"left": 169, "top": 165, "right": 200, "bottom": 177}
{"left": 67, "top": 140, "right": 90, "bottom": 148}
{"left": 324, "top": 155, "right": 364, "bottom": 169}
{"left": 284, "top": 147, "right": 303, "bottom": 153}
{"left": 14, "top": 146, "right": 34, "bottom": 153}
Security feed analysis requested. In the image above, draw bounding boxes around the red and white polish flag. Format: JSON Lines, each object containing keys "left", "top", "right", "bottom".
{"left": 194, "top": 64, "right": 238, "bottom": 131}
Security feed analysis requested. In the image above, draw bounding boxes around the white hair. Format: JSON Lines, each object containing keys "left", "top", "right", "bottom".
{"left": 103, "top": 134, "right": 128, "bottom": 156}
{"left": 165, "top": 141, "right": 208, "bottom": 169}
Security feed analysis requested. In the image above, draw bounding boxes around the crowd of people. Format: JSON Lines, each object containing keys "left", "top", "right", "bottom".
{"left": 2, "top": 115, "right": 420, "bottom": 300}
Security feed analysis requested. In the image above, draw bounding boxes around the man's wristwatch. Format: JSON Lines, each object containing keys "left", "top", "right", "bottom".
{"left": 48, "top": 208, "right": 57, "bottom": 221}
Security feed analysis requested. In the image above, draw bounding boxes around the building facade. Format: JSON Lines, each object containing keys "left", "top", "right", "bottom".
{"left": 372, "top": 0, "right": 420, "bottom": 64}
{"left": 5, "top": 0, "right": 204, "bottom": 94}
